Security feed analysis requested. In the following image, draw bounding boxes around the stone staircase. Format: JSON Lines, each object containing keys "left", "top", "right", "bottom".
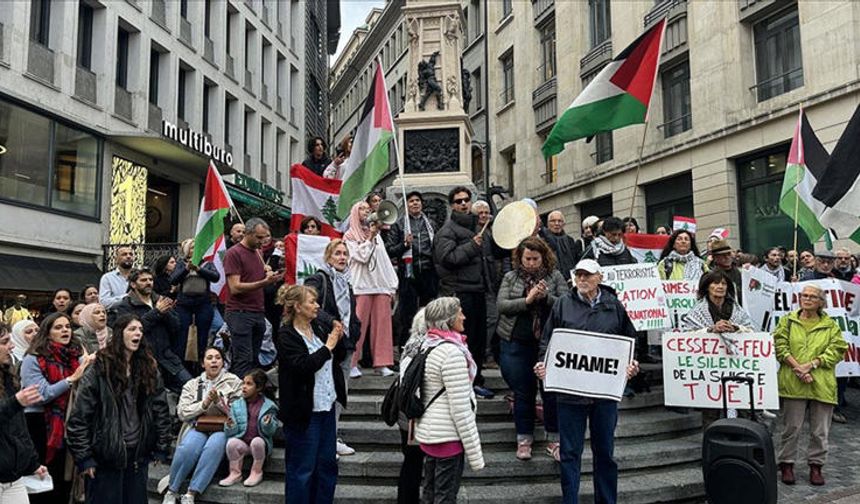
{"left": 148, "top": 366, "right": 707, "bottom": 503}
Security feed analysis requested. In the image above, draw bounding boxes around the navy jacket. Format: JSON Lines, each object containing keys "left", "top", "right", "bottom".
{"left": 304, "top": 269, "right": 361, "bottom": 352}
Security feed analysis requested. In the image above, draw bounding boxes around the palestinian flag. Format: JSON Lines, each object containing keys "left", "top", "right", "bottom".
{"left": 811, "top": 104, "right": 860, "bottom": 243}
{"left": 337, "top": 60, "right": 395, "bottom": 218}
{"left": 283, "top": 233, "right": 331, "bottom": 285}
{"left": 779, "top": 110, "right": 828, "bottom": 243}
{"left": 625, "top": 233, "right": 670, "bottom": 263}
{"left": 290, "top": 163, "right": 343, "bottom": 238}
{"left": 192, "top": 161, "right": 236, "bottom": 301}
{"left": 542, "top": 19, "right": 666, "bottom": 159}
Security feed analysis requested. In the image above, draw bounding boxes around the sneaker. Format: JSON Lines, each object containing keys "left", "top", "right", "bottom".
{"left": 516, "top": 440, "right": 533, "bottom": 461}
{"left": 157, "top": 475, "right": 171, "bottom": 495}
{"left": 374, "top": 367, "right": 395, "bottom": 377}
{"left": 350, "top": 366, "right": 363, "bottom": 379}
{"left": 546, "top": 442, "right": 561, "bottom": 462}
{"left": 180, "top": 494, "right": 195, "bottom": 504}
{"left": 473, "top": 385, "right": 495, "bottom": 399}
{"left": 832, "top": 411, "right": 848, "bottom": 424}
{"left": 162, "top": 491, "right": 179, "bottom": 504}
{"left": 336, "top": 438, "right": 356, "bottom": 456}
{"left": 760, "top": 410, "right": 777, "bottom": 420}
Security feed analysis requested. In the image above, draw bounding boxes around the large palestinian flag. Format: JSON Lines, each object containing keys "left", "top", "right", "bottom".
{"left": 192, "top": 161, "right": 235, "bottom": 301}
{"left": 811, "top": 104, "right": 860, "bottom": 243}
{"left": 337, "top": 59, "right": 394, "bottom": 219}
{"left": 542, "top": 19, "right": 666, "bottom": 158}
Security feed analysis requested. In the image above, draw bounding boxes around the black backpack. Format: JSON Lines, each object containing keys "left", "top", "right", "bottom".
{"left": 380, "top": 343, "right": 450, "bottom": 425}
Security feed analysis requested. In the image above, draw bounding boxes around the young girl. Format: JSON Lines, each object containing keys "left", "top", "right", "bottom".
{"left": 219, "top": 369, "right": 281, "bottom": 487}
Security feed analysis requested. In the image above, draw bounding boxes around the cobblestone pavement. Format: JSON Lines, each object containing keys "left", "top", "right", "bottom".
{"left": 776, "top": 387, "right": 860, "bottom": 503}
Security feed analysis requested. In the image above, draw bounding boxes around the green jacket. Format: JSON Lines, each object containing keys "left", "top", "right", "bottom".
{"left": 773, "top": 311, "right": 848, "bottom": 405}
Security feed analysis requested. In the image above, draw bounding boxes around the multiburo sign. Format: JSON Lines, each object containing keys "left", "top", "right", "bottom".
{"left": 162, "top": 120, "right": 233, "bottom": 167}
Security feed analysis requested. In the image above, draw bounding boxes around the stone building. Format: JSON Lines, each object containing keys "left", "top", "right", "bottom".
{"left": 304, "top": 0, "right": 340, "bottom": 144}
{"left": 487, "top": 0, "right": 860, "bottom": 253}
{"left": 0, "top": 0, "right": 307, "bottom": 307}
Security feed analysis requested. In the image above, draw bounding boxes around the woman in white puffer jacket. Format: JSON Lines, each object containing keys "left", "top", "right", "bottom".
{"left": 414, "top": 297, "right": 484, "bottom": 503}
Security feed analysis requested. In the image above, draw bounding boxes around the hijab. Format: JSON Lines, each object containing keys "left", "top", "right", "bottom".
{"left": 78, "top": 303, "right": 110, "bottom": 350}
{"left": 344, "top": 201, "right": 371, "bottom": 242}
{"left": 11, "top": 320, "right": 37, "bottom": 363}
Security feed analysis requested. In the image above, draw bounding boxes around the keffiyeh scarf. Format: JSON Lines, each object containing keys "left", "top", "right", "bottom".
{"left": 664, "top": 251, "right": 706, "bottom": 283}
{"left": 592, "top": 235, "right": 627, "bottom": 259}
{"left": 326, "top": 264, "right": 353, "bottom": 340}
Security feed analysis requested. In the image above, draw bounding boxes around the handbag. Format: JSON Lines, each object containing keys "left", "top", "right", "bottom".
{"left": 380, "top": 376, "right": 400, "bottom": 427}
{"left": 195, "top": 414, "right": 229, "bottom": 433}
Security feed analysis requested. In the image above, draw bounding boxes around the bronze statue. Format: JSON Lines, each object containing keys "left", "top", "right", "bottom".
{"left": 461, "top": 66, "right": 472, "bottom": 112}
{"left": 418, "top": 51, "right": 444, "bottom": 111}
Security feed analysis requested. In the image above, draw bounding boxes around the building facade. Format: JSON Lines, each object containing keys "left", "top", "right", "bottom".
{"left": 330, "top": 0, "right": 489, "bottom": 193}
{"left": 0, "top": 0, "right": 306, "bottom": 307}
{"left": 487, "top": 0, "right": 860, "bottom": 253}
{"left": 304, "top": 0, "right": 340, "bottom": 145}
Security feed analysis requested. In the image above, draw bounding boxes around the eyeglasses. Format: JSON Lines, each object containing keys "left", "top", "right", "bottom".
{"left": 453, "top": 197, "right": 471, "bottom": 205}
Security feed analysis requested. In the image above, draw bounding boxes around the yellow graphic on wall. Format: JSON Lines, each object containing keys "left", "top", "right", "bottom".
{"left": 110, "top": 156, "right": 147, "bottom": 246}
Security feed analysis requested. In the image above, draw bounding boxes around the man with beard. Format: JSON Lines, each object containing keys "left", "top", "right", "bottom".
{"left": 99, "top": 246, "right": 135, "bottom": 309}
{"left": 108, "top": 267, "right": 191, "bottom": 392}
{"left": 540, "top": 210, "right": 579, "bottom": 284}
{"left": 434, "top": 186, "right": 494, "bottom": 398}
{"left": 760, "top": 246, "right": 791, "bottom": 282}
{"left": 800, "top": 251, "right": 838, "bottom": 281}
{"left": 384, "top": 191, "right": 438, "bottom": 348}
{"left": 833, "top": 248, "right": 854, "bottom": 282}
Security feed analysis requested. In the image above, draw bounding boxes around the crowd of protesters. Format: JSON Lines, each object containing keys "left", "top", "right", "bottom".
{"left": 1, "top": 178, "right": 858, "bottom": 504}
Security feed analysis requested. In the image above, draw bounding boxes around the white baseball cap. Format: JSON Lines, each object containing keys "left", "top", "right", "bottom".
{"left": 574, "top": 259, "right": 601, "bottom": 275}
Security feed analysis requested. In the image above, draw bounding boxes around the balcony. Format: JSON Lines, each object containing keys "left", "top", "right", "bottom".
{"left": 645, "top": 0, "right": 686, "bottom": 27}
{"left": 225, "top": 54, "right": 235, "bottom": 79}
{"left": 204, "top": 37, "right": 215, "bottom": 65}
{"left": 114, "top": 86, "right": 133, "bottom": 121}
{"left": 645, "top": 0, "right": 688, "bottom": 62}
{"left": 147, "top": 103, "right": 162, "bottom": 132}
{"left": 533, "top": 75, "right": 557, "bottom": 135}
{"left": 74, "top": 66, "right": 97, "bottom": 104}
{"left": 244, "top": 70, "right": 254, "bottom": 95}
{"left": 580, "top": 39, "right": 612, "bottom": 78}
{"left": 27, "top": 41, "right": 55, "bottom": 85}
{"left": 261, "top": 83, "right": 269, "bottom": 105}
{"left": 150, "top": 0, "right": 167, "bottom": 28}
{"left": 533, "top": 0, "right": 554, "bottom": 26}
{"left": 738, "top": 0, "right": 784, "bottom": 23}
{"left": 179, "top": 17, "right": 192, "bottom": 47}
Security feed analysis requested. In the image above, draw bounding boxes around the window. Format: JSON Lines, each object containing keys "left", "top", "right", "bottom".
{"left": 148, "top": 49, "right": 159, "bottom": 105}
{"left": 77, "top": 2, "right": 93, "bottom": 70}
{"left": 177, "top": 68, "right": 187, "bottom": 120}
{"left": 204, "top": 0, "right": 212, "bottom": 37}
{"left": 737, "top": 148, "right": 812, "bottom": 253}
{"left": 0, "top": 100, "right": 101, "bottom": 217}
{"left": 544, "top": 155, "right": 558, "bottom": 183}
{"left": 539, "top": 21, "right": 556, "bottom": 82}
{"left": 661, "top": 61, "right": 692, "bottom": 137}
{"left": 502, "top": 147, "right": 516, "bottom": 196}
{"left": 578, "top": 195, "right": 613, "bottom": 222}
{"left": 594, "top": 132, "right": 613, "bottom": 164}
{"left": 500, "top": 51, "right": 514, "bottom": 105}
{"left": 470, "top": 0, "right": 482, "bottom": 38}
{"left": 202, "top": 83, "right": 211, "bottom": 133}
{"left": 180, "top": 0, "right": 188, "bottom": 19}
{"left": 116, "top": 28, "right": 130, "bottom": 88}
{"left": 645, "top": 173, "right": 693, "bottom": 233}
{"left": 30, "top": 0, "right": 51, "bottom": 45}
{"left": 588, "top": 0, "right": 611, "bottom": 48}
{"left": 243, "top": 111, "right": 251, "bottom": 153}
{"left": 754, "top": 7, "right": 803, "bottom": 101}
{"left": 501, "top": 0, "right": 512, "bottom": 21}
{"left": 224, "top": 96, "right": 233, "bottom": 145}
{"left": 472, "top": 69, "right": 482, "bottom": 111}
{"left": 226, "top": 10, "right": 234, "bottom": 56}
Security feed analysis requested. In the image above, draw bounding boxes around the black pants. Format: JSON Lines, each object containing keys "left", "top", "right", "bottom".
{"left": 455, "top": 291, "right": 487, "bottom": 386}
{"left": 225, "top": 311, "right": 266, "bottom": 379}
{"left": 397, "top": 269, "right": 439, "bottom": 347}
{"left": 26, "top": 412, "right": 72, "bottom": 504}
{"left": 421, "top": 452, "right": 465, "bottom": 504}
{"left": 398, "top": 429, "right": 425, "bottom": 504}
{"left": 84, "top": 448, "right": 148, "bottom": 504}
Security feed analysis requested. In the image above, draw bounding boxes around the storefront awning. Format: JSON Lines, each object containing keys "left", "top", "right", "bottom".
{"left": 107, "top": 133, "right": 236, "bottom": 177}
{"left": 226, "top": 184, "right": 292, "bottom": 220}
{"left": 0, "top": 254, "right": 103, "bottom": 293}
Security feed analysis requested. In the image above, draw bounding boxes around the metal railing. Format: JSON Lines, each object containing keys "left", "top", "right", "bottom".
{"left": 102, "top": 243, "right": 182, "bottom": 272}
{"left": 644, "top": 0, "right": 686, "bottom": 27}
{"left": 656, "top": 113, "right": 692, "bottom": 137}
{"left": 580, "top": 39, "right": 612, "bottom": 69}
{"left": 749, "top": 67, "right": 803, "bottom": 101}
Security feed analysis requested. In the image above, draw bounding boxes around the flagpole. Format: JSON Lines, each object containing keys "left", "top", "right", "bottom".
{"left": 791, "top": 106, "right": 803, "bottom": 278}
{"left": 627, "top": 118, "right": 651, "bottom": 222}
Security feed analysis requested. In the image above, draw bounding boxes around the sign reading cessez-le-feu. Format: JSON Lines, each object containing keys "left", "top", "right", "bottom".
{"left": 162, "top": 120, "right": 233, "bottom": 168}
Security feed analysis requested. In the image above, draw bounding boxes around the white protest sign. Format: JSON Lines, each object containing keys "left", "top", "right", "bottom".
{"left": 602, "top": 264, "right": 672, "bottom": 331}
{"left": 543, "top": 329, "right": 635, "bottom": 402}
{"left": 649, "top": 280, "right": 699, "bottom": 345}
{"left": 741, "top": 269, "right": 860, "bottom": 377}
{"left": 662, "top": 331, "right": 780, "bottom": 410}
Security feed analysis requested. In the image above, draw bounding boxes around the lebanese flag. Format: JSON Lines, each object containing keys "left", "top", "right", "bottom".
{"left": 337, "top": 60, "right": 394, "bottom": 218}
{"left": 542, "top": 19, "right": 666, "bottom": 158}
{"left": 290, "top": 163, "right": 343, "bottom": 238}
{"left": 625, "top": 233, "right": 669, "bottom": 263}
{"left": 283, "top": 233, "right": 331, "bottom": 285}
{"left": 192, "top": 161, "right": 236, "bottom": 302}
{"left": 672, "top": 216, "right": 697, "bottom": 233}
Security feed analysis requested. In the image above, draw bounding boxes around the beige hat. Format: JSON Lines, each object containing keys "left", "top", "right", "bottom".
{"left": 574, "top": 259, "right": 601, "bottom": 275}
{"left": 582, "top": 215, "right": 599, "bottom": 229}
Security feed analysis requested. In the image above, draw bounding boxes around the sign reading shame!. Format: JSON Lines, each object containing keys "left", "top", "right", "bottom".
{"left": 543, "top": 329, "right": 635, "bottom": 402}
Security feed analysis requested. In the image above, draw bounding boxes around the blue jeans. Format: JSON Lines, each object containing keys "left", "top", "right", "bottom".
{"left": 557, "top": 399, "right": 619, "bottom": 504}
{"left": 224, "top": 311, "right": 266, "bottom": 379}
{"left": 168, "top": 430, "right": 227, "bottom": 494}
{"left": 175, "top": 296, "right": 215, "bottom": 364}
{"left": 499, "top": 338, "right": 558, "bottom": 440}
{"left": 284, "top": 407, "right": 338, "bottom": 504}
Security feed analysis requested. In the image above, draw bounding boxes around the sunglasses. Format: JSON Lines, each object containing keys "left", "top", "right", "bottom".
{"left": 453, "top": 197, "right": 471, "bottom": 205}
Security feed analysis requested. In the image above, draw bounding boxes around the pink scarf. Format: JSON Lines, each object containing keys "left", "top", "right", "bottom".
{"left": 423, "top": 328, "right": 477, "bottom": 382}
{"left": 344, "top": 201, "right": 371, "bottom": 242}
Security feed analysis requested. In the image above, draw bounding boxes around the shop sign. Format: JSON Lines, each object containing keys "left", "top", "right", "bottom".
{"left": 233, "top": 172, "right": 284, "bottom": 205}
{"left": 162, "top": 120, "right": 233, "bottom": 167}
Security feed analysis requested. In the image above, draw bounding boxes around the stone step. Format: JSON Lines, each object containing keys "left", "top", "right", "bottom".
{"left": 148, "top": 462, "right": 704, "bottom": 504}
{"left": 264, "top": 432, "right": 702, "bottom": 478}
{"left": 335, "top": 408, "right": 702, "bottom": 447}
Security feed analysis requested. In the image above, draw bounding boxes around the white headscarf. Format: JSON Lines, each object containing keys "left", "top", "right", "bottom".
{"left": 11, "top": 320, "right": 38, "bottom": 363}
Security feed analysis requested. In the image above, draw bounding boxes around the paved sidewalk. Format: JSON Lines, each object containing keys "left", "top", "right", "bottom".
{"left": 776, "top": 387, "right": 860, "bottom": 502}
